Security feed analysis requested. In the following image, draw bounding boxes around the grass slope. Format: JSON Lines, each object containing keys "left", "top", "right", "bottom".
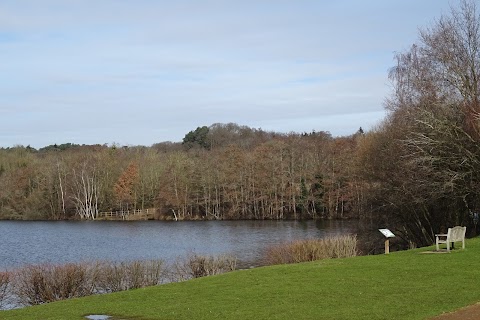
{"left": 2, "top": 239, "right": 480, "bottom": 320}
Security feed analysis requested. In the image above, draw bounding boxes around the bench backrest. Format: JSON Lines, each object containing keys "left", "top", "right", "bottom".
{"left": 447, "top": 226, "right": 466, "bottom": 242}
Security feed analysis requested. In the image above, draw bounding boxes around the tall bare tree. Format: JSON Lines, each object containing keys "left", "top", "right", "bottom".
{"left": 365, "top": 0, "right": 480, "bottom": 245}
{"left": 71, "top": 163, "right": 99, "bottom": 220}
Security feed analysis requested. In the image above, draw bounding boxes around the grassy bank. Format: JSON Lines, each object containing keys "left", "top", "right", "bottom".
{"left": 2, "top": 238, "right": 480, "bottom": 320}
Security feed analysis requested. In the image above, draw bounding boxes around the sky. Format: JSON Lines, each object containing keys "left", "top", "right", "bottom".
{"left": 0, "top": 0, "right": 457, "bottom": 148}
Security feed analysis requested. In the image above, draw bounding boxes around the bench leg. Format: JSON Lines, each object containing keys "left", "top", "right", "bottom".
{"left": 447, "top": 242, "right": 450, "bottom": 252}
{"left": 436, "top": 237, "right": 439, "bottom": 251}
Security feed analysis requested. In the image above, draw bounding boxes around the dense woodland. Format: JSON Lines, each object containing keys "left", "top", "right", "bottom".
{"left": 2, "top": 1, "right": 480, "bottom": 247}
{"left": 0, "top": 125, "right": 365, "bottom": 222}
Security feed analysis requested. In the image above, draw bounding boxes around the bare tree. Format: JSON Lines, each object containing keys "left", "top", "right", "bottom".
{"left": 367, "top": 0, "right": 480, "bottom": 245}
{"left": 388, "top": 0, "right": 480, "bottom": 135}
{"left": 420, "top": 0, "right": 480, "bottom": 136}
{"left": 71, "top": 163, "right": 99, "bottom": 220}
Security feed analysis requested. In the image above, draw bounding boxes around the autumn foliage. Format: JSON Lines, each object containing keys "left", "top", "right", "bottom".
{"left": 114, "top": 162, "right": 139, "bottom": 211}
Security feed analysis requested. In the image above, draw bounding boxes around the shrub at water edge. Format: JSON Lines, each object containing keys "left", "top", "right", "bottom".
{"left": 264, "top": 234, "right": 357, "bottom": 265}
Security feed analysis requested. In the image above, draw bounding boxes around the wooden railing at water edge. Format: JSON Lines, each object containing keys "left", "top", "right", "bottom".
{"left": 97, "top": 208, "right": 156, "bottom": 220}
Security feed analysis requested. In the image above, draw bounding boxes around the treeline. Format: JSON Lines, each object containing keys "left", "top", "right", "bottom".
{"left": 0, "top": 123, "right": 367, "bottom": 221}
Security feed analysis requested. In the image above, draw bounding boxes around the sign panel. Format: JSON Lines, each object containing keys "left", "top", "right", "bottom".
{"left": 379, "top": 228, "right": 395, "bottom": 238}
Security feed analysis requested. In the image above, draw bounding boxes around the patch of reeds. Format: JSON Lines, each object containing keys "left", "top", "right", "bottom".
{"left": 264, "top": 234, "right": 357, "bottom": 265}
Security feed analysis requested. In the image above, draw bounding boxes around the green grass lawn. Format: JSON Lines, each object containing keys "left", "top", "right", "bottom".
{"left": 2, "top": 238, "right": 480, "bottom": 320}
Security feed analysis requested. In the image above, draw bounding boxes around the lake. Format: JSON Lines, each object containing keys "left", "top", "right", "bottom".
{"left": 0, "top": 220, "right": 358, "bottom": 270}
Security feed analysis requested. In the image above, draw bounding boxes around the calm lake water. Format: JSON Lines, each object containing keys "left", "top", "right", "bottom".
{"left": 0, "top": 220, "right": 358, "bottom": 270}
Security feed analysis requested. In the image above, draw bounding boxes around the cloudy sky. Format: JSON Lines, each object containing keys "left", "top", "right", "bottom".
{"left": 0, "top": 0, "right": 455, "bottom": 148}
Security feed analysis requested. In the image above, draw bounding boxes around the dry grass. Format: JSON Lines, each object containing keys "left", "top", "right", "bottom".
{"left": 264, "top": 234, "right": 357, "bottom": 265}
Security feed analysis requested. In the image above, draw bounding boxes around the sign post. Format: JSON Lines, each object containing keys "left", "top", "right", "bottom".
{"left": 379, "top": 229, "right": 395, "bottom": 254}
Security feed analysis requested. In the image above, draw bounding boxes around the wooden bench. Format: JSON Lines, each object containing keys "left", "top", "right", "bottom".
{"left": 435, "top": 226, "right": 466, "bottom": 252}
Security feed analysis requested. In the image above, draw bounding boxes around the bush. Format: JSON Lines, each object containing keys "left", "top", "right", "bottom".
{"left": 264, "top": 235, "right": 357, "bottom": 265}
{"left": 97, "top": 260, "right": 165, "bottom": 293}
{"left": 172, "top": 253, "right": 237, "bottom": 281}
{"left": 7, "top": 255, "right": 232, "bottom": 307}
{"left": 0, "top": 271, "right": 11, "bottom": 308}
{"left": 12, "top": 260, "right": 166, "bottom": 306}
{"left": 13, "top": 263, "right": 95, "bottom": 306}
